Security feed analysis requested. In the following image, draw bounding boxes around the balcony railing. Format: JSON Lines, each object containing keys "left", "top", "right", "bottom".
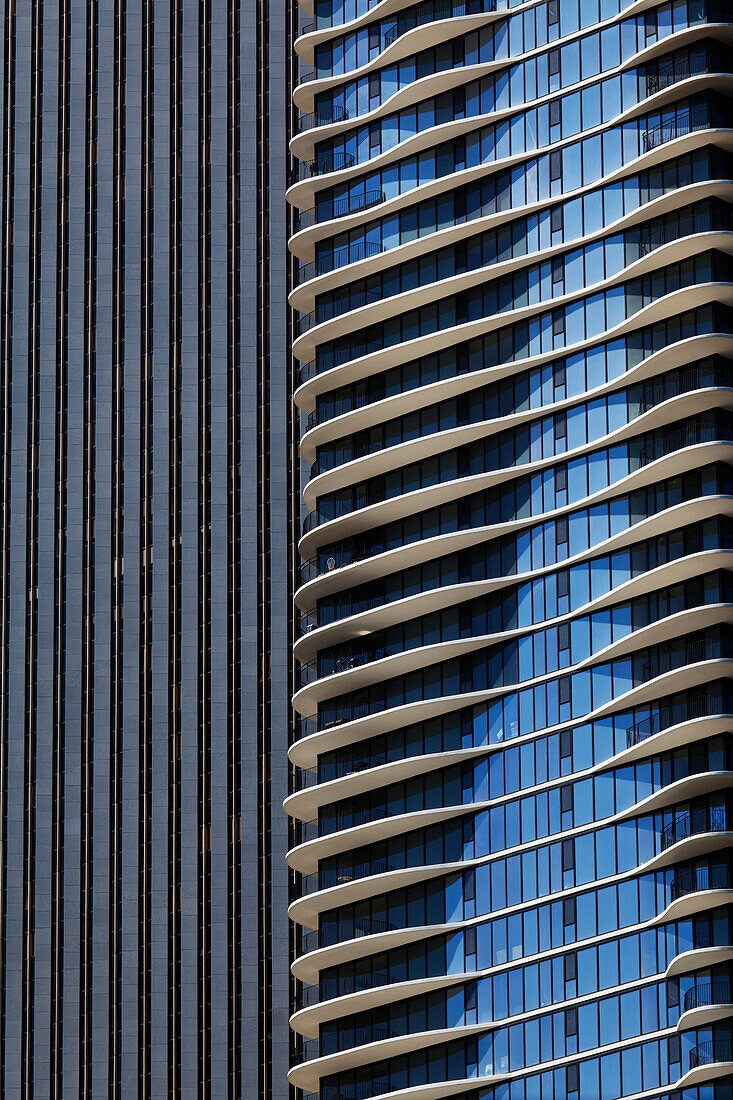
{"left": 296, "top": 1027, "right": 394, "bottom": 1065}
{"left": 304, "top": 385, "right": 385, "bottom": 432}
{"left": 296, "top": 857, "right": 397, "bottom": 897}
{"left": 626, "top": 688, "right": 726, "bottom": 748}
{"left": 296, "top": 104, "right": 349, "bottom": 134}
{"left": 308, "top": 595, "right": 386, "bottom": 632}
{"left": 294, "top": 764, "right": 319, "bottom": 791}
{"left": 295, "top": 238, "right": 382, "bottom": 287}
{"left": 636, "top": 208, "right": 733, "bottom": 258}
{"left": 299, "top": 819, "right": 319, "bottom": 843}
{"left": 290, "top": 151, "right": 355, "bottom": 185}
{"left": 294, "top": 713, "right": 318, "bottom": 741}
{"left": 303, "top": 411, "right": 733, "bottom": 537}
{"left": 298, "top": 608, "right": 318, "bottom": 636}
{"left": 683, "top": 979, "right": 732, "bottom": 1013}
{"left": 310, "top": 335, "right": 383, "bottom": 376}
{"left": 637, "top": 363, "right": 733, "bottom": 414}
{"left": 635, "top": 418, "right": 733, "bottom": 470}
{"left": 294, "top": 190, "right": 385, "bottom": 233}
{"left": 382, "top": 0, "right": 495, "bottom": 50}
{"left": 670, "top": 862, "right": 731, "bottom": 902}
{"left": 299, "top": 800, "right": 392, "bottom": 842}
{"left": 296, "top": 279, "right": 382, "bottom": 334}
{"left": 293, "top": 1037, "right": 320, "bottom": 1066}
{"left": 641, "top": 107, "right": 720, "bottom": 154}
{"left": 689, "top": 1036, "right": 732, "bottom": 1069}
{"left": 321, "top": 1081, "right": 392, "bottom": 1100}
{"left": 296, "top": 915, "right": 393, "bottom": 957}
{"left": 294, "top": 750, "right": 388, "bottom": 793}
{"left": 645, "top": 49, "right": 720, "bottom": 97}
{"left": 295, "top": 981, "right": 322, "bottom": 1010}
{"left": 295, "top": 360, "right": 316, "bottom": 387}
{"left": 297, "top": 646, "right": 375, "bottom": 689}
{"left": 297, "top": 661, "right": 319, "bottom": 688}
{"left": 660, "top": 805, "right": 728, "bottom": 851}
{"left": 641, "top": 635, "right": 733, "bottom": 690}
{"left": 314, "top": 645, "right": 387, "bottom": 678}
{"left": 303, "top": 494, "right": 380, "bottom": 535}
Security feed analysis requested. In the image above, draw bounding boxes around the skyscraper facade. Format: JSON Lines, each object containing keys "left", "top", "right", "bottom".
{"left": 0, "top": 2, "right": 290, "bottom": 1097}
{"left": 289, "top": 0, "right": 733, "bottom": 1097}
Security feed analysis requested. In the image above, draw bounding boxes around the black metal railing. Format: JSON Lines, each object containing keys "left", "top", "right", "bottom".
{"left": 293, "top": 751, "right": 389, "bottom": 792}
{"left": 296, "top": 278, "right": 383, "bottom": 334}
{"left": 626, "top": 689, "right": 726, "bottom": 748}
{"left": 314, "top": 645, "right": 387, "bottom": 678}
{"left": 660, "top": 805, "right": 728, "bottom": 851}
{"left": 295, "top": 981, "right": 322, "bottom": 1010}
{"left": 293, "top": 1037, "right": 320, "bottom": 1065}
{"left": 304, "top": 383, "right": 385, "bottom": 431}
{"left": 637, "top": 208, "right": 733, "bottom": 258}
{"left": 637, "top": 363, "right": 733, "bottom": 414}
{"left": 294, "top": 765, "right": 319, "bottom": 791}
{"left": 670, "top": 862, "right": 731, "bottom": 902}
{"left": 297, "top": 556, "right": 319, "bottom": 584}
{"left": 640, "top": 635, "right": 733, "bottom": 687}
{"left": 294, "top": 190, "right": 385, "bottom": 233}
{"left": 296, "top": 104, "right": 350, "bottom": 134}
{"left": 302, "top": 491, "right": 383, "bottom": 534}
{"left": 294, "top": 713, "right": 318, "bottom": 741}
{"left": 310, "top": 334, "right": 383, "bottom": 375}
{"left": 297, "top": 915, "right": 393, "bottom": 957}
{"left": 321, "top": 1081, "right": 392, "bottom": 1100}
{"left": 641, "top": 108, "right": 719, "bottom": 154}
{"left": 311, "top": 436, "right": 382, "bottom": 477}
{"left": 297, "top": 661, "right": 319, "bottom": 688}
{"left": 646, "top": 50, "right": 718, "bottom": 96}
{"left": 689, "top": 1036, "right": 732, "bottom": 1069}
{"left": 298, "top": 819, "right": 319, "bottom": 843}
{"left": 320, "top": 967, "right": 393, "bottom": 1002}
{"left": 319, "top": 1025, "right": 393, "bottom": 1058}
{"left": 302, "top": 483, "right": 382, "bottom": 533}
{"left": 635, "top": 418, "right": 733, "bottom": 470}
{"left": 683, "top": 979, "right": 732, "bottom": 1013}
{"left": 298, "top": 801, "right": 390, "bottom": 842}
{"left": 312, "top": 151, "right": 356, "bottom": 175}
{"left": 382, "top": 0, "right": 495, "bottom": 50}
{"left": 299, "top": 536, "right": 384, "bottom": 579}
{"left": 302, "top": 509, "right": 319, "bottom": 535}
{"left": 319, "top": 750, "right": 388, "bottom": 780}
{"left": 295, "top": 360, "right": 316, "bottom": 387}
{"left": 296, "top": 857, "right": 398, "bottom": 897}
{"left": 312, "top": 593, "right": 386, "bottom": 627}
{"left": 298, "top": 608, "right": 318, "bottom": 636}
{"left": 290, "top": 151, "right": 355, "bottom": 184}
{"left": 295, "top": 238, "right": 382, "bottom": 286}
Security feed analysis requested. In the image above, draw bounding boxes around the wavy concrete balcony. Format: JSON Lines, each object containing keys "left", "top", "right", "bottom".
{"left": 288, "top": 0, "right": 733, "bottom": 1093}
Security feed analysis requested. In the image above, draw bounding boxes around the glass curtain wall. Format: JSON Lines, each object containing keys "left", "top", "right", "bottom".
{"left": 288, "top": 0, "right": 733, "bottom": 1097}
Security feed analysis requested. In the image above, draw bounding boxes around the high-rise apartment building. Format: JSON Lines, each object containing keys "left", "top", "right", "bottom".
{"left": 0, "top": 2, "right": 290, "bottom": 1097}
{"left": 288, "top": 0, "right": 733, "bottom": 1097}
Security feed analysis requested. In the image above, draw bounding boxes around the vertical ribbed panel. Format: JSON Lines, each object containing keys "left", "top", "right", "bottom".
{"left": 0, "top": 2, "right": 291, "bottom": 1096}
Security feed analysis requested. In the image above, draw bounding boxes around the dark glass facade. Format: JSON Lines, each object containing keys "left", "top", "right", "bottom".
{"left": 0, "top": 2, "right": 290, "bottom": 1097}
{"left": 288, "top": 0, "right": 733, "bottom": 1097}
